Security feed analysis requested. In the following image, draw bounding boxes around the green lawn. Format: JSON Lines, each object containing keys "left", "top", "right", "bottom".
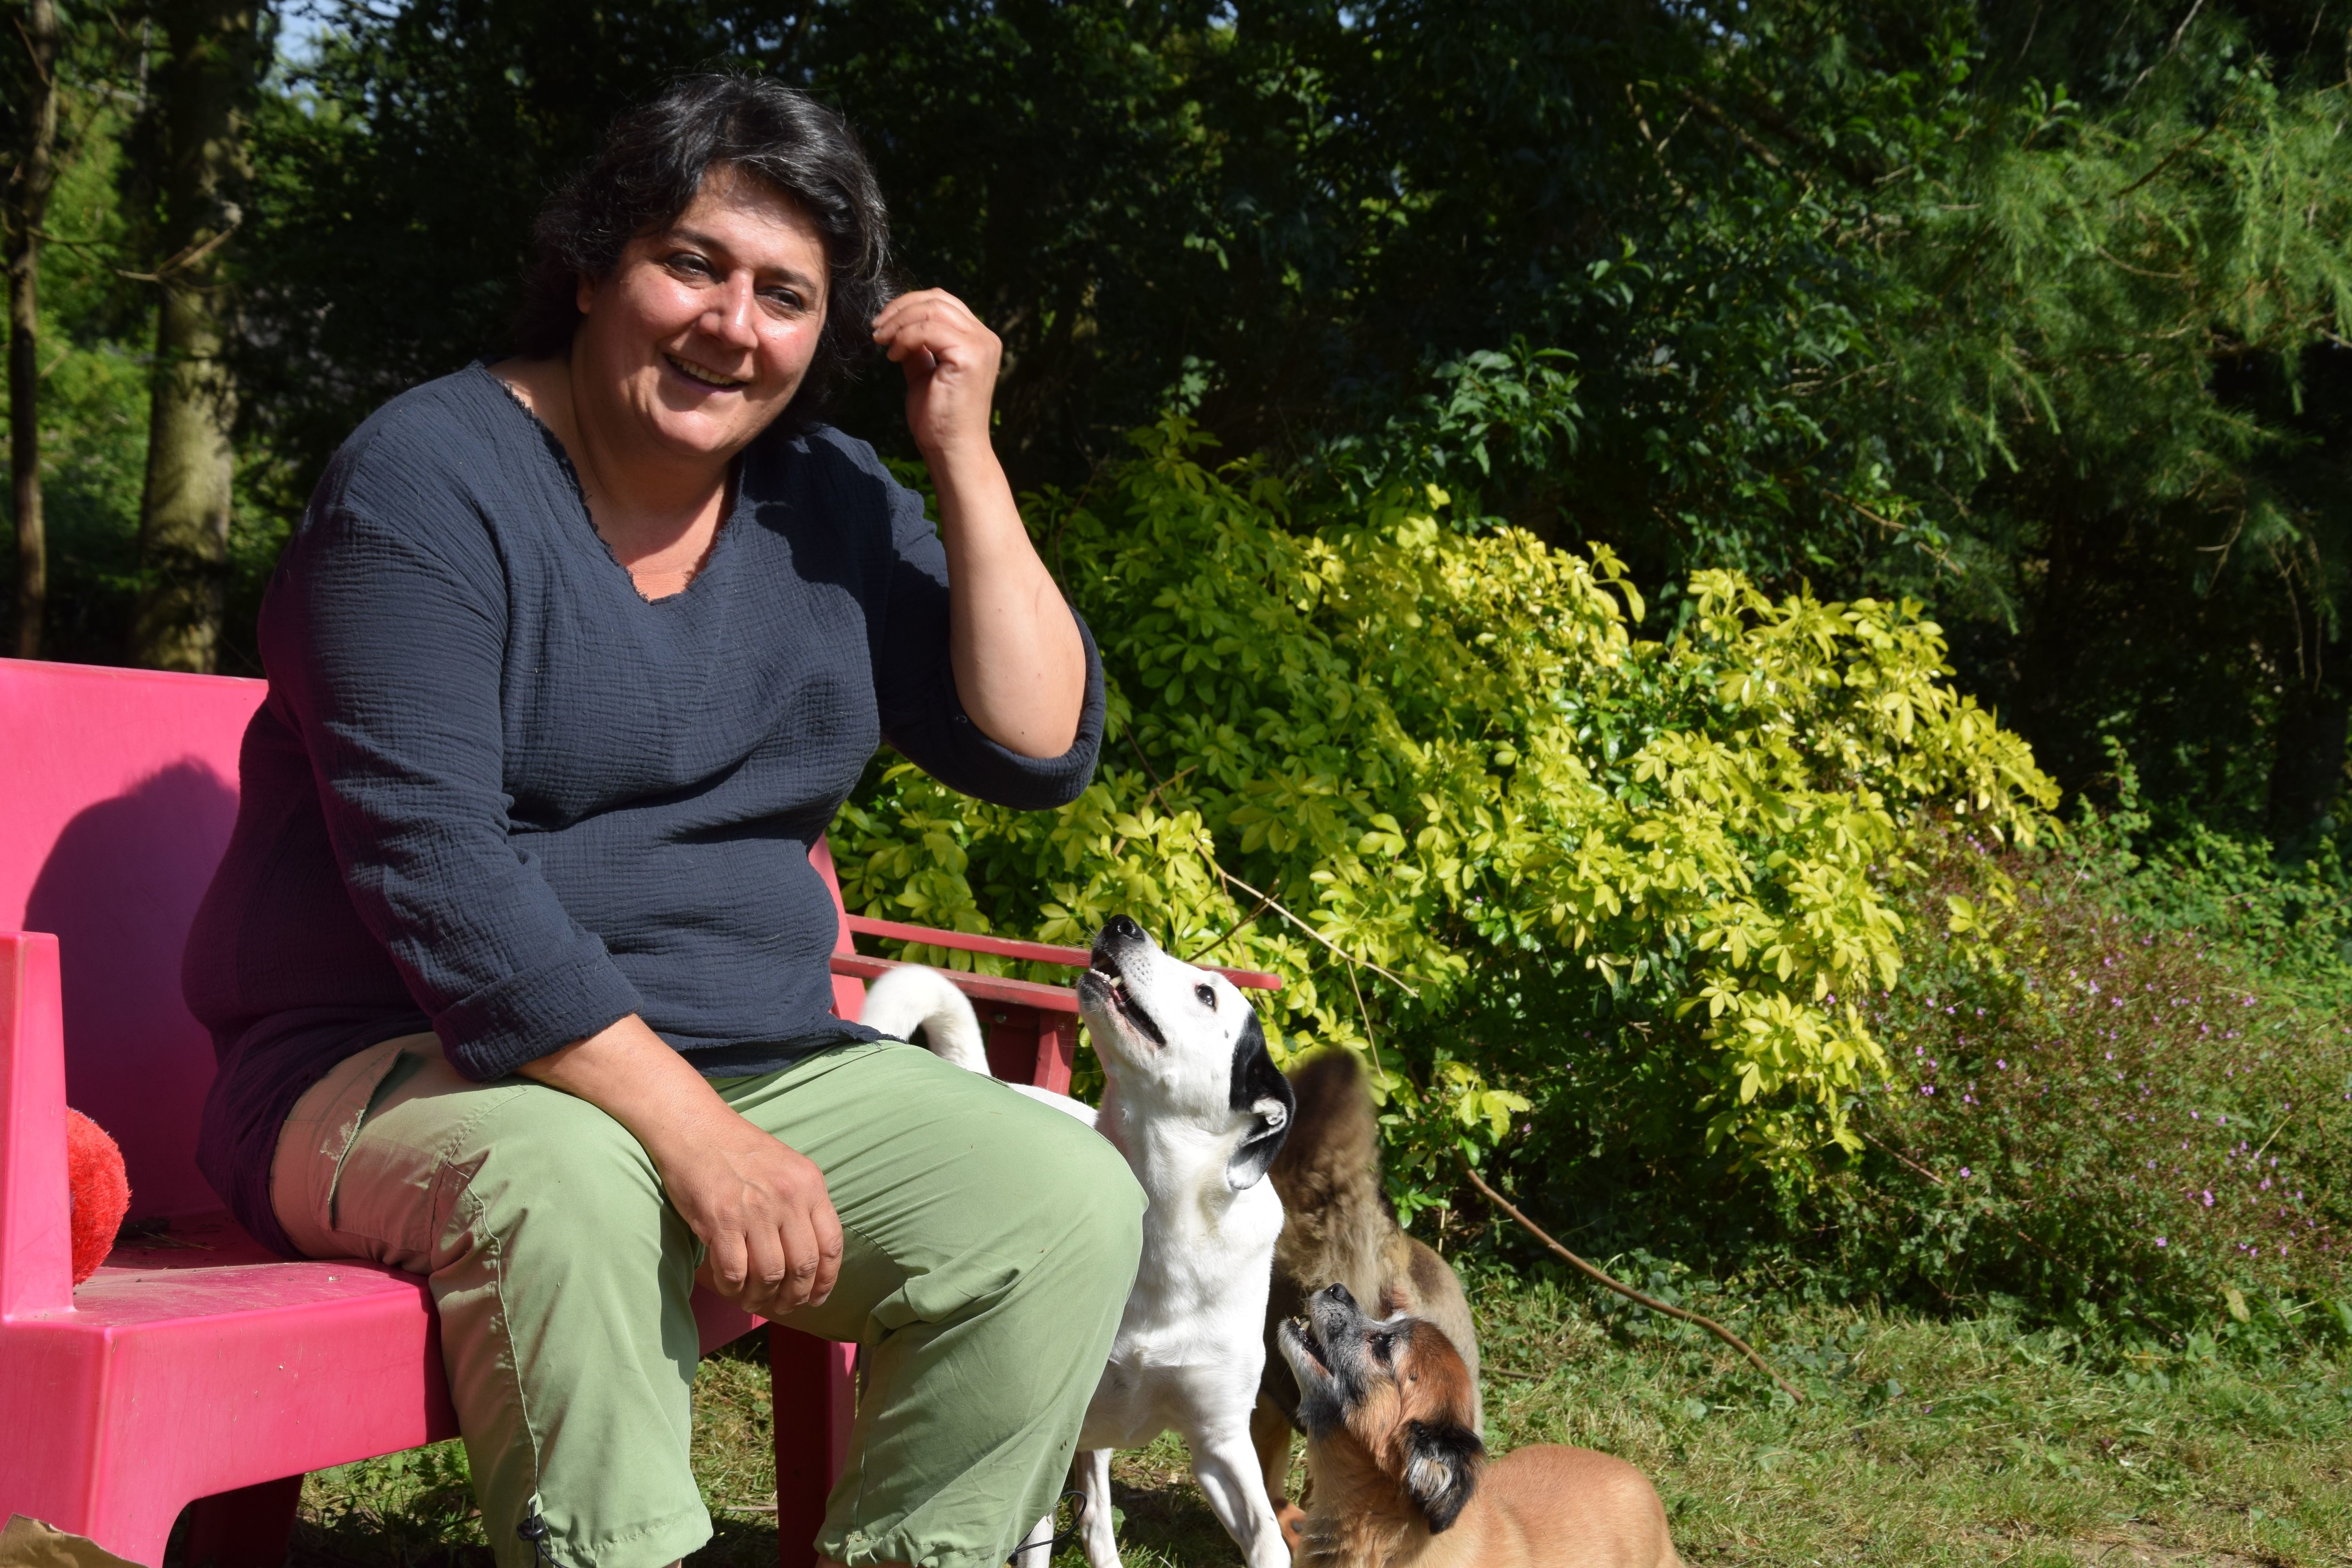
{"left": 255, "top": 1271, "right": 2352, "bottom": 1568}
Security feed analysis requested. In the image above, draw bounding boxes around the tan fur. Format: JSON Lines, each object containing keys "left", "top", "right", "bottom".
{"left": 1257, "top": 1051, "right": 1482, "bottom": 1528}
{"left": 1297, "top": 1318, "right": 1679, "bottom": 1568}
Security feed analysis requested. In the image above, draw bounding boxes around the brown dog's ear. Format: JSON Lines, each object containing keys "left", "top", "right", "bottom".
{"left": 1403, "top": 1418, "right": 1482, "bottom": 1533}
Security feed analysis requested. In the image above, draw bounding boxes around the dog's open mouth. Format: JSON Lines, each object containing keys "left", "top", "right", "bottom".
{"left": 1086, "top": 947, "right": 1167, "bottom": 1046}
{"left": 1281, "top": 1314, "right": 1329, "bottom": 1376}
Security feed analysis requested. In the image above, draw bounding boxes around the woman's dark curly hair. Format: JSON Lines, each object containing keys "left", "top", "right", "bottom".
{"left": 514, "top": 74, "right": 892, "bottom": 419}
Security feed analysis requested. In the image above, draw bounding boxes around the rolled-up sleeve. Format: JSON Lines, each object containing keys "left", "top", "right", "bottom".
{"left": 864, "top": 459, "right": 1106, "bottom": 809}
{"left": 263, "top": 496, "right": 642, "bottom": 1081}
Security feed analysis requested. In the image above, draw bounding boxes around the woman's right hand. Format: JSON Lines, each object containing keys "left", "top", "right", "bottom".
{"left": 518, "top": 1013, "right": 843, "bottom": 1317}
{"left": 661, "top": 1106, "right": 844, "bottom": 1316}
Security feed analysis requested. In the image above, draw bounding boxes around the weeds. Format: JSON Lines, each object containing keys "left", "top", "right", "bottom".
{"left": 1821, "top": 830, "right": 2352, "bottom": 1338}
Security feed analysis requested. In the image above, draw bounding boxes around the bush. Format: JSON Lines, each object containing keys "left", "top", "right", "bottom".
{"left": 1813, "top": 831, "right": 2352, "bottom": 1341}
{"left": 833, "top": 418, "right": 2057, "bottom": 1184}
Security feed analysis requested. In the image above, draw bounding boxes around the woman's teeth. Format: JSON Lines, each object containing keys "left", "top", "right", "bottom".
{"left": 666, "top": 354, "right": 747, "bottom": 388}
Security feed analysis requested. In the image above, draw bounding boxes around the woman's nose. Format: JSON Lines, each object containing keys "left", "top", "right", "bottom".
{"left": 701, "top": 273, "right": 761, "bottom": 349}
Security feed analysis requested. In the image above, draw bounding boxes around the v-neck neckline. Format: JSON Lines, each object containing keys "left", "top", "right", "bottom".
{"left": 477, "top": 360, "right": 742, "bottom": 608}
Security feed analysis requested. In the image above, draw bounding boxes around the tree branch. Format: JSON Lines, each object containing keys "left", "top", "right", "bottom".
{"left": 1459, "top": 1158, "right": 1804, "bottom": 1403}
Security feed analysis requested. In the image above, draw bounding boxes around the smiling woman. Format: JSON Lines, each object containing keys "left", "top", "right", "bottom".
{"left": 183, "top": 73, "right": 1133, "bottom": 1568}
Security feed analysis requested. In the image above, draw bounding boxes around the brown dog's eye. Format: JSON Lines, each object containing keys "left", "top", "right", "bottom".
{"left": 1195, "top": 983, "right": 1216, "bottom": 1008}
{"left": 1371, "top": 1333, "right": 1393, "bottom": 1363}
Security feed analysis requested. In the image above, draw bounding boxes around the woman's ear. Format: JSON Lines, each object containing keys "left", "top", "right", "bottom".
{"left": 1403, "top": 1418, "right": 1483, "bottom": 1534}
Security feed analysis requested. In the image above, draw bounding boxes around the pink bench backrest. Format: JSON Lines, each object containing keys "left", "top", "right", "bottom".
{"left": 0, "top": 660, "right": 266, "bottom": 1220}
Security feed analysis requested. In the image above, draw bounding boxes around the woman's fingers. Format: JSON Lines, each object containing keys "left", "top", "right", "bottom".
{"left": 769, "top": 1206, "right": 822, "bottom": 1313}
{"left": 705, "top": 1227, "right": 752, "bottom": 1297}
{"left": 765, "top": 1162, "right": 843, "bottom": 1312}
{"left": 808, "top": 1193, "right": 845, "bottom": 1305}
{"left": 872, "top": 293, "right": 993, "bottom": 369}
{"left": 872, "top": 287, "right": 976, "bottom": 339}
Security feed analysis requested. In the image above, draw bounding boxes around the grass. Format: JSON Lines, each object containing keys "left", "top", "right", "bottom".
{"left": 240, "top": 1261, "right": 2352, "bottom": 1568}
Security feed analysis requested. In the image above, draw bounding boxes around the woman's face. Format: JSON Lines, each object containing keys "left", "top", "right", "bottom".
{"left": 572, "top": 164, "right": 830, "bottom": 464}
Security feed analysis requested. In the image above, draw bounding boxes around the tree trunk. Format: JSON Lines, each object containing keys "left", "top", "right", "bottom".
{"left": 131, "top": 0, "right": 259, "bottom": 672}
{"left": 7, "top": 0, "right": 62, "bottom": 661}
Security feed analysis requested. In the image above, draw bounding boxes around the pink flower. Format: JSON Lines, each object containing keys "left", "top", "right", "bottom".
{"left": 2156, "top": 1237, "right": 2168, "bottom": 1247}
{"left": 1959, "top": 1167, "right": 1971, "bottom": 1178}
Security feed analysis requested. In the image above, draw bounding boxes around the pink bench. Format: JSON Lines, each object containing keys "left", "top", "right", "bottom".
{"left": 0, "top": 658, "right": 1276, "bottom": 1567}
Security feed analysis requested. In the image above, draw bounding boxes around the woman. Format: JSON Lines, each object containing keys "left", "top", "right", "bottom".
{"left": 184, "top": 76, "right": 1142, "bottom": 1568}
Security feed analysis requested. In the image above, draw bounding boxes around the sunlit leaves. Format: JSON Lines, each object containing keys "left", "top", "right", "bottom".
{"left": 833, "top": 421, "right": 2059, "bottom": 1172}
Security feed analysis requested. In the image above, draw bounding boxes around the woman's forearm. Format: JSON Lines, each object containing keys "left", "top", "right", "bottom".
{"left": 930, "top": 443, "right": 1088, "bottom": 758}
{"left": 518, "top": 1013, "right": 735, "bottom": 1160}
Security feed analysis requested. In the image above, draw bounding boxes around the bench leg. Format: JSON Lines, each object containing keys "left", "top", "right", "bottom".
{"left": 182, "top": 1474, "right": 302, "bottom": 1568}
{"left": 771, "top": 1326, "right": 856, "bottom": 1568}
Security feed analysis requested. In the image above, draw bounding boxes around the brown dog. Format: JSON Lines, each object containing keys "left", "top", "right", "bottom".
{"left": 1257, "top": 1050, "right": 1482, "bottom": 1533}
{"left": 1278, "top": 1283, "right": 1681, "bottom": 1568}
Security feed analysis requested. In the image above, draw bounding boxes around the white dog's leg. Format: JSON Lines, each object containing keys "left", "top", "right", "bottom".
{"left": 1075, "top": 1446, "right": 1121, "bottom": 1568}
{"left": 1010, "top": 1510, "right": 1056, "bottom": 1567}
{"left": 1189, "top": 1430, "right": 1292, "bottom": 1568}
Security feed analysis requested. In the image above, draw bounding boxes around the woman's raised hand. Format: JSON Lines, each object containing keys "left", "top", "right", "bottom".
{"left": 872, "top": 289, "right": 1001, "bottom": 463}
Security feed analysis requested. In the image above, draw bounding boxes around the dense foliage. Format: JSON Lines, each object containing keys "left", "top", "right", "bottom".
{"left": 7, "top": 0, "right": 2345, "bottom": 852}
{"left": 833, "top": 421, "right": 2059, "bottom": 1175}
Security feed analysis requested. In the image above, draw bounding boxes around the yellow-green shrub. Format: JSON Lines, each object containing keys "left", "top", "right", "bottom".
{"left": 833, "top": 419, "right": 2058, "bottom": 1172}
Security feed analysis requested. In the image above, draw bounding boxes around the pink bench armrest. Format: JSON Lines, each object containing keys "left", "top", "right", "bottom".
{"left": 0, "top": 932, "right": 71, "bottom": 1318}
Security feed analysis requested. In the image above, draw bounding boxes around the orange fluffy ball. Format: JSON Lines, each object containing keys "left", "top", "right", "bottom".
{"left": 66, "top": 1107, "right": 131, "bottom": 1286}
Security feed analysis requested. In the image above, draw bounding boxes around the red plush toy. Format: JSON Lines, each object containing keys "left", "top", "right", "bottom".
{"left": 66, "top": 1107, "right": 131, "bottom": 1286}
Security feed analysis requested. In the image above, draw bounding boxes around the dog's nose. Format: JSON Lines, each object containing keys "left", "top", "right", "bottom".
{"left": 1317, "top": 1283, "right": 1358, "bottom": 1310}
{"left": 1099, "top": 914, "right": 1147, "bottom": 945}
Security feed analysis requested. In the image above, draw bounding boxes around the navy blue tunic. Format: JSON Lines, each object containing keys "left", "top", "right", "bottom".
{"left": 185, "top": 364, "right": 1104, "bottom": 1257}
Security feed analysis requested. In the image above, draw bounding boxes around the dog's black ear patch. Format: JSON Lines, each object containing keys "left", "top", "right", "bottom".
{"left": 1226, "top": 1011, "right": 1295, "bottom": 1191}
{"left": 1403, "top": 1417, "right": 1483, "bottom": 1534}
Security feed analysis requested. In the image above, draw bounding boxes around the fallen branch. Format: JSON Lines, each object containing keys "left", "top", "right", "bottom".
{"left": 1458, "top": 1158, "right": 1804, "bottom": 1404}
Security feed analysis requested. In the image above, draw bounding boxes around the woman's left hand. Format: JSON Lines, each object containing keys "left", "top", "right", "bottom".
{"left": 873, "top": 288, "right": 1001, "bottom": 463}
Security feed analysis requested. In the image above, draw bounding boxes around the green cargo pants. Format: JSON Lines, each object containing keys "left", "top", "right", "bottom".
{"left": 269, "top": 1033, "right": 1144, "bottom": 1568}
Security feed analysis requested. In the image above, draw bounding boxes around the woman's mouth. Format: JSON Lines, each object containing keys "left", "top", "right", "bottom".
{"left": 664, "top": 353, "right": 750, "bottom": 390}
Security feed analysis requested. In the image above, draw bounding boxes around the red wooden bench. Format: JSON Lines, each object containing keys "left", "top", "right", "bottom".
{"left": 0, "top": 658, "right": 1272, "bottom": 1566}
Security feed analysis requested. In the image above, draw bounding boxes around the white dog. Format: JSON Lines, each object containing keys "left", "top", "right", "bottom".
{"left": 859, "top": 914, "right": 1296, "bottom": 1568}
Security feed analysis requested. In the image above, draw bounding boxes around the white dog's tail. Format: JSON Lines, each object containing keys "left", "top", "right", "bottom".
{"left": 861, "top": 963, "right": 1101, "bottom": 1130}
{"left": 859, "top": 964, "right": 991, "bottom": 1074}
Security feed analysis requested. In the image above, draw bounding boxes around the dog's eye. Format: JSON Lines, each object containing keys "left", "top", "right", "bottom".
{"left": 1370, "top": 1333, "right": 1393, "bottom": 1363}
{"left": 1195, "top": 983, "right": 1216, "bottom": 1009}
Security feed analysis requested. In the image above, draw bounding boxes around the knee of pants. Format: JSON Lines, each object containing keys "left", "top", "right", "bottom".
{"left": 1013, "top": 1112, "right": 1145, "bottom": 1304}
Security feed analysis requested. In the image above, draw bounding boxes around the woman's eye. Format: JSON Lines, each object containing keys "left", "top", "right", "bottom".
{"left": 1194, "top": 983, "right": 1216, "bottom": 1009}
{"left": 759, "top": 289, "right": 805, "bottom": 315}
{"left": 666, "top": 253, "right": 714, "bottom": 278}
